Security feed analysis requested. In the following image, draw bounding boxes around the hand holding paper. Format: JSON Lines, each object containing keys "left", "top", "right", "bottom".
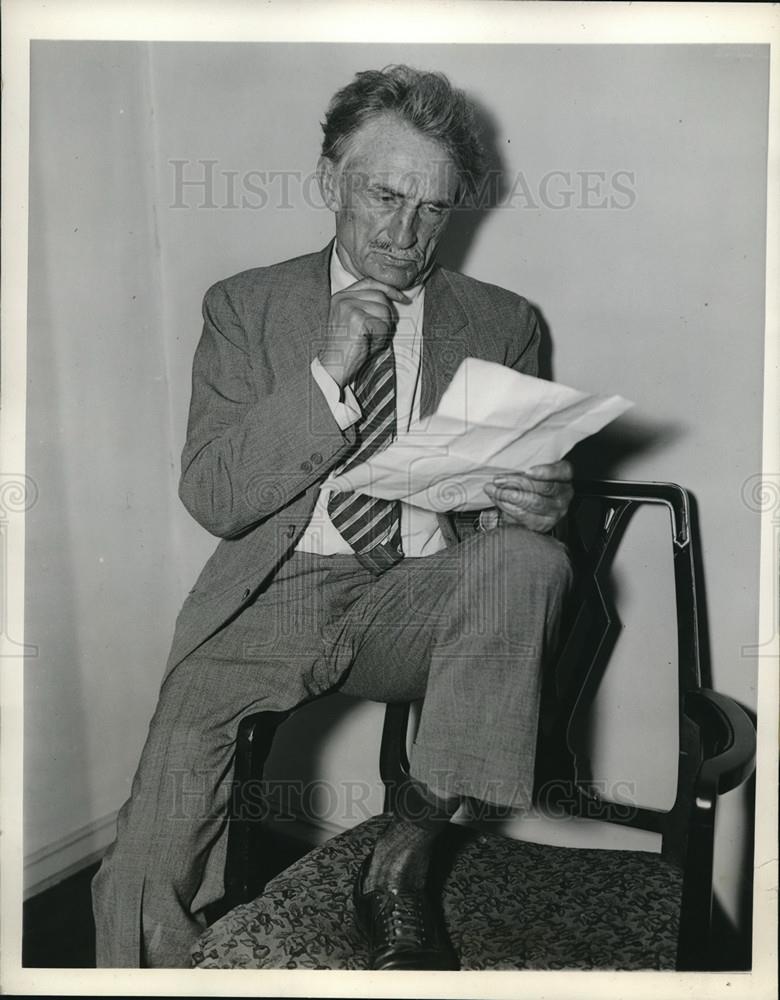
{"left": 484, "top": 460, "right": 574, "bottom": 533}
{"left": 325, "top": 358, "right": 633, "bottom": 512}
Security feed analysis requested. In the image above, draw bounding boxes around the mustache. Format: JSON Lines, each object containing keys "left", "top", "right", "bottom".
{"left": 369, "top": 241, "right": 423, "bottom": 263}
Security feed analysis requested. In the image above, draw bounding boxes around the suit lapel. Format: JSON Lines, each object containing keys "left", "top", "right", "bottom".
{"left": 277, "top": 243, "right": 333, "bottom": 366}
{"left": 420, "top": 267, "right": 470, "bottom": 418}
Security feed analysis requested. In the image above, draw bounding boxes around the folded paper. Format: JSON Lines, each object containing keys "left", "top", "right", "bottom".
{"left": 325, "top": 358, "right": 633, "bottom": 512}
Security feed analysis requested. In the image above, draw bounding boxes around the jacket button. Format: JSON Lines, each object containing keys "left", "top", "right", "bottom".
{"left": 301, "top": 460, "right": 312, "bottom": 472}
{"left": 285, "top": 524, "right": 296, "bottom": 538}
{"left": 312, "top": 452, "right": 323, "bottom": 464}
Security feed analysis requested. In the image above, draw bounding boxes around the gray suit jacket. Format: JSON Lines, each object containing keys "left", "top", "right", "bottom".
{"left": 166, "top": 243, "right": 540, "bottom": 674}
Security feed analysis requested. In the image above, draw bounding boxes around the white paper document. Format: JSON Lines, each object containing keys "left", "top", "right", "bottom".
{"left": 325, "top": 358, "right": 633, "bottom": 512}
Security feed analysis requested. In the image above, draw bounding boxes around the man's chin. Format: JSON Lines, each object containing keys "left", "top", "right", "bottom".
{"left": 365, "top": 253, "right": 423, "bottom": 289}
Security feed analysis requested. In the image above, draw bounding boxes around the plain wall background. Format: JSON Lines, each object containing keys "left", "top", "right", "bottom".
{"left": 25, "top": 42, "right": 767, "bottom": 939}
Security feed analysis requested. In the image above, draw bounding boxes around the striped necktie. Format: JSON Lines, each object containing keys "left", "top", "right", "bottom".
{"left": 327, "top": 344, "right": 404, "bottom": 574}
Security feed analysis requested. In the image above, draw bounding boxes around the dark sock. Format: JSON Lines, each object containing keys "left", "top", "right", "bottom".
{"left": 364, "top": 779, "right": 460, "bottom": 892}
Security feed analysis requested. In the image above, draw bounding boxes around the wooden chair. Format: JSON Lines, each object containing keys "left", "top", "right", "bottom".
{"left": 192, "top": 481, "right": 756, "bottom": 971}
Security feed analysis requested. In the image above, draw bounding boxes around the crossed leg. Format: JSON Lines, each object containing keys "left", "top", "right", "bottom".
{"left": 92, "top": 524, "right": 571, "bottom": 967}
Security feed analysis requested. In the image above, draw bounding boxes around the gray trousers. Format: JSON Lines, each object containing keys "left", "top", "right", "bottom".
{"left": 92, "top": 524, "right": 572, "bottom": 967}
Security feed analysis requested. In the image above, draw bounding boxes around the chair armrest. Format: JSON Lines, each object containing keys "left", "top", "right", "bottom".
{"left": 676, "top": 690, "right": 755, "bottom": 970}
{"left": 685, "top": 689, "right": 756, "bottom": 802}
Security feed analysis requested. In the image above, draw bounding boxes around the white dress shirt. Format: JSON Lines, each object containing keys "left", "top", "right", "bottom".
{"left": 295, "top": 245, "right": 445, "bottom": 557}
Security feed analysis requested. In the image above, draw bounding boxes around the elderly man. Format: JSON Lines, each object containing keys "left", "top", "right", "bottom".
{"left": 93, "top": 64, "right": 573, "bottom": 970}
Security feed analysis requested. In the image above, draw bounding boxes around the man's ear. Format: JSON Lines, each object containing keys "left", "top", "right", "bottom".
{"left": 316, "top": 155, "right": 341, "bottom": 212}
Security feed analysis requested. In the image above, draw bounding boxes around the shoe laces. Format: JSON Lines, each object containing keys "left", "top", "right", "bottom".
{"left": 376, "top": 888, "right": 430, "bottom": 945}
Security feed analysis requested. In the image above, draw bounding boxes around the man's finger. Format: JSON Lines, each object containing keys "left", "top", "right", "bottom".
{"left": 340, "top": 289, "right": 400, "bottom": 308}
{"left": 347, "top": 277, "right": 412, "bottom": 304}
{"left": 363, "top": 316, "right": 393, "bottom": 345}
{"left": 493, "top": 472, "right": 571, "bottom": 497}
{"left": 491, "top": 474, "right": 561, "bottom": 497}
{"left": 350, "top": 300, "right": 394, "bottom": 322}
{"left": 485, "top": 484, "right": 557, "bottom": 513}
{"left": 524, "top": 460, "right": 574, "bottom": 481}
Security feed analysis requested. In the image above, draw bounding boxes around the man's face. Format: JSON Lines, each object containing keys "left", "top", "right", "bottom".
{"left": 318, "top": 114, "right": 461, "bottom": 289}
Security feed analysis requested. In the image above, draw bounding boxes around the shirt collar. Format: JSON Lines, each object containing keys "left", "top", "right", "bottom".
{"left": 330, "top": 241, "right": 425, "bottom": 302}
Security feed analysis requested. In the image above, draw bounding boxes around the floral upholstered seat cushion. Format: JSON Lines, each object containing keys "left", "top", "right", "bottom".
{"left": 192, "top": 814, "right": 682, "bottom": 970}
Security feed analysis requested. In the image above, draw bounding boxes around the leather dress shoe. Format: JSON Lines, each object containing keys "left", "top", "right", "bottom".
{"left": 353, "top": 856, "right": 459, "bottom": 971}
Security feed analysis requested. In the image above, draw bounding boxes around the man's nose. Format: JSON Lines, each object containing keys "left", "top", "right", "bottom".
{"left": 388, "top": 206, "right": 418, "bottom": 250}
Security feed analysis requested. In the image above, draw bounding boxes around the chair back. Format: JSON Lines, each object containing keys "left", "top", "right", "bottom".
{"left": 380, "top": 481, "right": 707, "bottom": 868}
{"left": 532, "top": 480, "right": 707, "bottom": 867}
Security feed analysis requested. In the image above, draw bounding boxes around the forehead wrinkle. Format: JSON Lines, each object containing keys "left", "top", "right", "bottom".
{"left": 334, "top": 115, "right": 459, "bottom": 205}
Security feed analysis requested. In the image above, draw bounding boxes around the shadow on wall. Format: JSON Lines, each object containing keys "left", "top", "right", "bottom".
{"left": 437, "top": 94, "right": 509, "bottom": 277}
{"left": 570, "top": 416, "right": 686, "bottom": 480}
{"left": 435, "top": 91, "right": 687, "bottom": 476}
